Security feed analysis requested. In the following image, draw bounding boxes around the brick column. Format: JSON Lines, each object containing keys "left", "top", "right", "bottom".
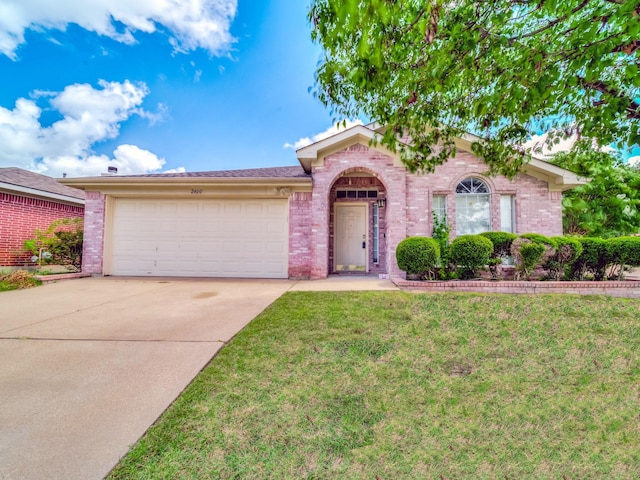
{"left": 288, "top": 192, "right": 312, "bottom": 278}
{"left": 82, "top": 191, "right": 106, "bottom": 275}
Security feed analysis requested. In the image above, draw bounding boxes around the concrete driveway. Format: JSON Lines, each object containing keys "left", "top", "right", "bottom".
{"left": 0, "top": 277, "right": 294, "bottom": 480}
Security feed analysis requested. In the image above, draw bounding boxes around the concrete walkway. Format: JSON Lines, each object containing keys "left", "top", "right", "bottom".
{"left": 0, "top": 276, "right": 396, "bottom": 480}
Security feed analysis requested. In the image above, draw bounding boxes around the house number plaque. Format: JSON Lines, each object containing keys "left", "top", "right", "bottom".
{"left": 191, "top": 189, "right": 203, "bottom": 194}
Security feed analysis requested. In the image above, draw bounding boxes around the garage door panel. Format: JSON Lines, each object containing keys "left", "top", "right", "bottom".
{"left": 111, "top": 198, "right": 288, "bottom": 278}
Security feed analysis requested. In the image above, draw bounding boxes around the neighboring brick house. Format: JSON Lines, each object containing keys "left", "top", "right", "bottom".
{"left": 62, "top": 124, "right": 584, "bottom": 280}
{"left": 0, "top": 168, "right": 85, "bottom": 267}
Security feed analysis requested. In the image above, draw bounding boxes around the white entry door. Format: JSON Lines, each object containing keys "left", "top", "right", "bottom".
{"left": 335, "top": 204, "right": 367, "bottom": 271}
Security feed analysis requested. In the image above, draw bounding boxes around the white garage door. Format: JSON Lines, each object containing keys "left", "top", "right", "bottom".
{"left": 110, "top": 198, "right": 289, "bottom": 278}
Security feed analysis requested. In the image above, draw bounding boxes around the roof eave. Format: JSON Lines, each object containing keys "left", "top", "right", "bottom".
{"left": 59, "top": 175, "right": 312, "bottom": 191}
{"left": 0, "top": 182, "right": 85, "bottom": 205}
{"left": 296, "top": 125, "right": 403, "bottom": 173}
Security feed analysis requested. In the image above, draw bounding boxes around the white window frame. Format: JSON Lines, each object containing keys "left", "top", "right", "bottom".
{"left": 500, "top": 195, "right": 516, "bottom": 233}
{"left": 455, "top": 178, "right": 491, "bottom": 235}
{"left": 432, "top": 195, "right": 447, "bottom": 223}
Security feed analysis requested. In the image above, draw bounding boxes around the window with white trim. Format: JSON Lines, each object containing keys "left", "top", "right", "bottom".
{"left": 432, "top": 195, "right": 447, "bottom": 223}
{"left": 455, "top": 178, "right": 491, "bottom": 235}
{"left": 500, "top": 195, "right": 516, "bottom": 233}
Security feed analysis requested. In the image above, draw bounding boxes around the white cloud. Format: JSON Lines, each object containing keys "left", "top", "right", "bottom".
{"left": 0, "top": 0, "right": 237, "bottom": 60}
{"left": 163, "top": 166, "right": 187, "bottom": 174}
{"left": 522, "top": 132, "right": 578, "bottom": 158}
{"left": 628, "top": 156, "right": 640, "bottom": 167}
{"left": 0, "top": 80, "right": 181, "bottom": 177}
{"left": 522, "top": 131, "right": 619, "bottom": 159}
{"left": 283, "top": 120, "right": 365, "bottom": 150}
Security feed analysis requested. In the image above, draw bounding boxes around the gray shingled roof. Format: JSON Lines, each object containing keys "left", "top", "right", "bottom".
{"left": 113, "top": 166, "right": 309, "bottom": 179}
{"left": 0, "top": 167, "right": 85, "bottom": 200}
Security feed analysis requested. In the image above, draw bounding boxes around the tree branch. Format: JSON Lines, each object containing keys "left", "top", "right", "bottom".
{"left": 402, "top": 7, "right": 427, "bottom": 35}
{"left": 508, "top": 0, "right": 591, "bottom": 42}
{"left": 579, "top": 78, "right": 640, "bottom": 120}
{"left": 612, "top": 39, "right": 640, "bottom": 54}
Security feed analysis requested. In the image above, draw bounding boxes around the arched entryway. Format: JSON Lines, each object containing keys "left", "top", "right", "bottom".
{"left": 328, "top": 171, "right": 388, "bottom": 275}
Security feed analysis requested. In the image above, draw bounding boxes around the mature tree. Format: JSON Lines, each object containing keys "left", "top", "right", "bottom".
{"left": 550, "top": 146, "right": 640, "bottom": 237}
{"left": 309, "top": 0, "right": 640, "bottom": 177}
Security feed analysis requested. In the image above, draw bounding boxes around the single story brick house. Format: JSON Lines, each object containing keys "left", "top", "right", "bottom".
{"left": 61, "top": 124, "right": 584, "bottom": 279}
{"left": 1, "top": 167, "right": 85, "bottom": 267}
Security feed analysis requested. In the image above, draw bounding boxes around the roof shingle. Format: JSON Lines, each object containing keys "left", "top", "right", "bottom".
{"left": 0, "top": 168, "right": 85, "bottom": 200}
{"left": 112, "top": 165, "right": 309, "bottom": 179}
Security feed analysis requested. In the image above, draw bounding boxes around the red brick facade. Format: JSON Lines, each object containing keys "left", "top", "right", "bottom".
{"left": 288, "top": 191, "right": 313, "bottom": 279}
{"left": 305, "top": 144, "right": 563, "bottom": 279}
{"left": 0, "top": 192, "right": 84, "bottom": 266}
{"left": 81, "top": 192, "right": 106, "bottom": 275}
{"left": 77, "top": 142, "right": 566, "bottom": 279}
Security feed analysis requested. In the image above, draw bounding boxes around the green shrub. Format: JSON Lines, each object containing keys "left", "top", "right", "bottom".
{"left": 479, "top": 232, "right": 517, "bottom": 258}
{"left": 607, "top": 236, "right": 640, "bottom": 280}
{"left": 520, "top": 233, "right": 557, "bottom": 263}
{"left": 518, "top": 242, "right": 546, "bottom": 280}
{"left": 545, "top": 236, "right": 583, "bottom": 280}
{"left": 396, "top": 236, "right": 440, "bottom": 280}
{"left": 449, "top": 235, "right": 494, "bottom": 279}
{"left": 24, "top": 217, "right": 83, "bottom": 272}
{"left": 570, "top": 237, "right": 612, "bottom": 280}
{"left": 431, "top": 213, "right": 452, "bottom": 279}
{"left": 49, "top": 229, "right": 83, "bottom": 271}
{"left": 511, "top": 233, "right": 557, "bottom": 279}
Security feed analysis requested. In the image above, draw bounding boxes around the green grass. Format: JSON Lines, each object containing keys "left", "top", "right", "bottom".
{"left": 0, "top": 280, "right": 18, "bottom": 292}
{"left": 0, "top": 270, "right": 40, "bottom": 291}
{"left": 109, "top": 292, "right": 640, "bottom": 479}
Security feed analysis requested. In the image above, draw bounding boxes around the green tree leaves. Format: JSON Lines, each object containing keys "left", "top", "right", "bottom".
{"left": 550, "top": 147, "right": 640, "bottom": 237}
{"left": 309, "top": 0, "right": 640, "bottom": 175}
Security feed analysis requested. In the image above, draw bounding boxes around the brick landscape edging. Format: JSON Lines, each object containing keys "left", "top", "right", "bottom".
{"left": 34, "top": 272, "right": 91, "bottom": 284}
{"left": 392, "top": 278, "right": 640, "bottom": 298}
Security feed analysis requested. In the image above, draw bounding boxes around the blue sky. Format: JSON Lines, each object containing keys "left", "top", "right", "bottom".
{"left": 0, "top": 0, "right": 637, "bottom": 178}
{"left": 0, "top": 0, "right": 354, "bottom": 178}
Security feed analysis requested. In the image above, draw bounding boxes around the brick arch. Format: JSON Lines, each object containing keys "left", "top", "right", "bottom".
{"left": 448, "top": 173, "right": 497, "bottom": 193}
{"left": 327, "top": 166, "right": 391, "bottom": 193}
{"left": 327, "top": 168, "right": 390, "bottom": 276}
{"left": 308, "top": 144, "right": 408, "bottom": 279}
{"left": 448, "top": 173, "right": 499, "bottom": 236}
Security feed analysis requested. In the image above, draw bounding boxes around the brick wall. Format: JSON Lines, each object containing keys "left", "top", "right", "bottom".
{"left": 0, "top": 192, "right": 84, "bottom": 266}
{"left": 74, "top": 146, "right": 564, "bottom": 280}
{"left": 405, "top": 151, "right": 563, "bottom": 237}
{"left": 81, "top": 191, "right": 106, "bottom": 274}
{"left": 310, "top": 144, "right": 408, "bottom": 279}
{"left": 304, "top": 144, "right": 563, "bottom": 279}
{"left": 329, "top": 176, "right": 388, "bottom": 275}
{"left": 288, "top": 191, "right": 312, "bottom": 279}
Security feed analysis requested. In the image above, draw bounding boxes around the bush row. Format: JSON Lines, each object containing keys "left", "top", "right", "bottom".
{"left": 396, "top": 232, "right": 640, "bottom": 281}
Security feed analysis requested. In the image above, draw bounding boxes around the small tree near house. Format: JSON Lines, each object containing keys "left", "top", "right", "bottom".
{"left": 24, "top": 217, "right": 83, "bottom": 272}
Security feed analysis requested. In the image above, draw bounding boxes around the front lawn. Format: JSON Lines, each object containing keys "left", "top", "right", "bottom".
{"left": 109, "top": 292, "right": 640, "bottom": 479}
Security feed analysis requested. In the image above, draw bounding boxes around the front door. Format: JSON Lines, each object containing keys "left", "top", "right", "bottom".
{"left": 335, "top": 204, "right": 367, "bottom": 271}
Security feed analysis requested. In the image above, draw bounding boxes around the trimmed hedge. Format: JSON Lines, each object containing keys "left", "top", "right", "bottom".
{"left": 607, "top": 236, "right": 640, "bottom": 279}
{"left": 518, "top": 242, "right": 546, "bottom": 280}
{"left": 480, "top": 232, "right": 517, "bottom": 258}
{"left": 511, "top": 233, "right": 557, "bottom": 279}
{"left": 396, "top": 236, "right": 440, "bottom": 279}
{"left": 570, "top": 237, "right": 612, "bottom": 280}
{"left": 546, "top": 236, "right": 583, "bottom": 280}
{"left": 401, "top": 231, "right": 640, "bottom": 282}
{"left": 449, "top": 235, "right": 494, "bottom": 279}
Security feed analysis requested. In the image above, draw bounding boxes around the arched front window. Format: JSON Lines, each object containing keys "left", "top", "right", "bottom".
{"left": 455, "top": 177, "right": 491, "bottom": 235}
